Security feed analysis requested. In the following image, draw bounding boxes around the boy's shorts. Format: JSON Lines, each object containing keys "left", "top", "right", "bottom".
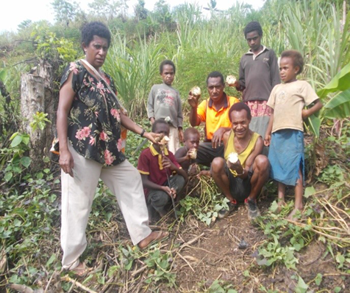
{"left": 224, "top": 165, "right": 252, "bottom": 203}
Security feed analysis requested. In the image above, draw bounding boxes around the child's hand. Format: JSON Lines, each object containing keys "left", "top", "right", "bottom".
{"left": 302, "top": 109, "right": 309, "bottom": 120}
{"left": 264, "top": 134, "right": 271, "bottom": 146}
{"left": 178, "top": 128, "right": 184, "bottom": 142}
{"left": 186, "top": 148, "right": 196, "bottom": 160}
{"left": 170, "top": 187, "right": 176, "bottom": 198}
{"left": 197, "top": 170, "right": 211, "bottom": 178}
{"left": 162, "top": 186, "right": 176, "bottom": 198}
{"left": 162, "top": 155, "right": 175, "bottom": 170}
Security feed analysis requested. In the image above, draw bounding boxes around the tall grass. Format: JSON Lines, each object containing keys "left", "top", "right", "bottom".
{"left": 104, "top": 33, "right": 164, "bottom": 117}
{"left": 102, "top": 0, "right": 349, "bottom": 117}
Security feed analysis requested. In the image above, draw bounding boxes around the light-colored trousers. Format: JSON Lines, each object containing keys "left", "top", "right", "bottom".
{"left": 168, "top": 126, "right": 180, "bottom": 154}
{"left": 61, "top": 144, "right": 151, "bottom": 269}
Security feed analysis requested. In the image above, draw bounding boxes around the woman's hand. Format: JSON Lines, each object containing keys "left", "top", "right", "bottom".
{"left": 143, "top": 131, "right": 162, "bottom": 144}
{"left": 59, "top": 149, "right": 74, "bottom": 177}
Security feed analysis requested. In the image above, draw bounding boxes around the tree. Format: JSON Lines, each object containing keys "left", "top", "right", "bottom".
{"left": 88, "top": 0, "right": 122, "bottom": 20}
{"left": 134, "top": 0, "right": 148, "bottom": 21}
{"left": 51, "top": 0, "right": 79, "bottom": 26}
{"left": 17, "top": 20, "right": 32, "bottom": 31}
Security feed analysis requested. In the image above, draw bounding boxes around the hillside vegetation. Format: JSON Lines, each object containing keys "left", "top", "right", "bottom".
{"left": 0, "top": 0, "right": 349, "bottom": 292}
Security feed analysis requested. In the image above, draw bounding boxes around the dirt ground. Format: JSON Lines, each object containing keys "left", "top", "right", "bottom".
{"left": 106, "top": 186, "right": 348, "bottom": 293}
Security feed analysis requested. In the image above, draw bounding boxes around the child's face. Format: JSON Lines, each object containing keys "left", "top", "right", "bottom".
{"left": 155, "top": 123, "right": 170, "bottom": 137}
{"left": 185, "top": 133, "right": 200, "bottom": 150}
{"left": 245, "top": 30, "right": 262, "bottom": 53}
{"left": 161, "top": 64, "right": 175, "bottom": 86}
{"left": 279, "top": 57, "right": 299, "bottom": 83}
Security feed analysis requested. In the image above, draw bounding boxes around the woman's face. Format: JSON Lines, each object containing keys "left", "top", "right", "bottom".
{"left": 83, "top": 35, "right": 109, "bottom": 69}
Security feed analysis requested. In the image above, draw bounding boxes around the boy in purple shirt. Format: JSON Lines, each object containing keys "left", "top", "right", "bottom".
{"left": 138, "top": 119, "right": 187, "bottom": 223}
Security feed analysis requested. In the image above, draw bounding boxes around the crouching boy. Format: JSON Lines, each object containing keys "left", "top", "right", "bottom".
{"left": 138, "top": 119, "right": 187, "bottom": 223}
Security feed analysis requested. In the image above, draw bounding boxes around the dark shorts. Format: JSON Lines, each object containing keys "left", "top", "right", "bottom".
{"left": 224, "top": 165, "right": 252, "bottom": 203}
{"left": 196, "top": 142, "right": 224, "bottom": 167}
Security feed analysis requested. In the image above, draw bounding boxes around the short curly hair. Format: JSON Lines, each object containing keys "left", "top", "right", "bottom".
{"left": 152, "top": 119, "right": 169, "bottom": 133}
{"left": 281, "top": 50, "right": 304, "bottom": 74}
{"left": 184, "top": 127, "right": 200, "bottom": 141}
{"left": 244, "top": 21, "right": 263, "bottom": 37}
{"left": 206, "top": 71, "right": 225, "bottom": 85}
{"left": 228, "top": 102, "right": 252, "bottom": 121}
{"left": 81, "top": 21, "right": 111, "bottom": 50}
{"left": 160, "top": 60, "right": 176, "bottom": 74}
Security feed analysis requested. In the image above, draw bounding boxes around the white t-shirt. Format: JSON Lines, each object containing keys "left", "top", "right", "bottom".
{"left": 267, "top": 80, "right": 319, "bottom": 133}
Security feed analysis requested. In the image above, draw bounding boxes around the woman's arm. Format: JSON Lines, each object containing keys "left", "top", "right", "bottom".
{"left": 120, "top": 112, "right": 160, "bottom": 144}
{"left": 57, "top": 72, "right": 75, "bottom": 176}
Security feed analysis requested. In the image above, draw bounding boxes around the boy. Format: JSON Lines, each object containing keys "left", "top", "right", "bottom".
{"left": 138, "top": 119, "right": 187, "bottom": 223}
{"left": 233, "top": 21, "right": 280, "bottom": 139}
{"left": 175, "top": 127, "right": 200, "bottom": 174}
{"left": 147, "top": 60, "right": 183, "bottom": 153}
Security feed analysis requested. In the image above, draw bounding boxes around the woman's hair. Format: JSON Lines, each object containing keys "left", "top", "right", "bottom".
{"left": 228, "top": 102, "right": 252, "bottom": 121}
{"left": 244, "top": 21, "right": 263, "bottom": 37}
{"left": 81, "top": 21, "right": 111, "bottom": 49}
{"left": 281, "top": 50, "right": 304, "bottom": 74}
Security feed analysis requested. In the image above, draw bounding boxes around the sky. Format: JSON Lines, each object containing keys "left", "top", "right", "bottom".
{"left": 0, "top": 0, "right": 265, "bottom": 33}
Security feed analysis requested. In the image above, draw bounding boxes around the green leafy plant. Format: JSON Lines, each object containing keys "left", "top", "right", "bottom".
{"left": 29, "top": 112, "right": 51, "bottom": 131}
{"left": 179, "top": 177, "right": 225, "bottom": 225}
{"left": 317, "top": 164, "right": 344, "bottom": 186}
{"left": 144, "top": 250, "right": 176, "bottom": 287}
{"left": 1, "top": 132, "right": 31, "bottom": 183}
{"left": 206, "top": 279, "right": 238, "bottom": 293}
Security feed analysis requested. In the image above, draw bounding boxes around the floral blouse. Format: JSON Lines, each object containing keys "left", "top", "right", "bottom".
{"left": 60, "top": 60, "right": 125, "bottom": 166}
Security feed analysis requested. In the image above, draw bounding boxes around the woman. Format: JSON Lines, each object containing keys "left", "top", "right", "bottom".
{"left": 57, "top": 21, "right": 168, "bottom": 275}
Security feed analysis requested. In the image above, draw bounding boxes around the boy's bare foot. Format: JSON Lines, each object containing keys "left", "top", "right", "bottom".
{"left": 287, "top": 207, "right": 303, "bottom": 220}
{"left": 138, "top": 230, "right": 169, "bottom": 250}
{"left": 276, "top": 200, "right": 286, "bottom": 213}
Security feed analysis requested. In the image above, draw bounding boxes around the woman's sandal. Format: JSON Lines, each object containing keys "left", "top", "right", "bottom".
{"left": 138, "top": 230, "right": 169, "bottom": 250}
{"left": 69, "top": 262, "right": 92, "bottom": 277}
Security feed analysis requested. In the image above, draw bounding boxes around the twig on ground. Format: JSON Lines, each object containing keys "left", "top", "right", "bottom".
{"left": 61, "top": 275, "right": 97, "bottom": 293}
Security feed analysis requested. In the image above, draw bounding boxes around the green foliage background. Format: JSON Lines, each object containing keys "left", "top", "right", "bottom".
{"left": 0, "top": 0, "right": 350, "bottom": 291}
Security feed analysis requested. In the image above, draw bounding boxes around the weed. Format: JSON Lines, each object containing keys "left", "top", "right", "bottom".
{"left": 317, "top": 164, "right": 344, "bottom": 186}
{"left": 179, "top": 177, "right": 225, "bottom": 225}
{"left": 144, "top": 250, "right": 176, "bottom": 287}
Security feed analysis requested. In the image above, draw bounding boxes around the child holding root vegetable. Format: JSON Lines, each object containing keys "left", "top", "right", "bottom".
{"left": 138, "top": 119, "right": 187, "bottom": 223}
{"left": 264, "top": 50, "right": 323, "bottom": 219}
{"left": 175, "top": 127, "right": 200, "bottom": 174}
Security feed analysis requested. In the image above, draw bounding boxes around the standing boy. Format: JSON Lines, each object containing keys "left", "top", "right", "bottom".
{"left": 147, "top": 60, "right": 183, "bottom": 153}
{"left": 233, "top": 21, "right": 280, "bottom": 138}
{"left": 138, "top": 119, "right": 187, "bottom": 223}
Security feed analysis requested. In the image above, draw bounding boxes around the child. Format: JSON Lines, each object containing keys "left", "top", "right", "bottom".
{"left": 138, "top": 119, "right": 187, "bottom": 223}
{"left": 264, "top": 50, "right": 323, "bottom": 219}
{"left": 175, "top": 127, "right": 200, "bottom": 174}
{"left": 147, "top": 60, "right": 183, "bottom": 154}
